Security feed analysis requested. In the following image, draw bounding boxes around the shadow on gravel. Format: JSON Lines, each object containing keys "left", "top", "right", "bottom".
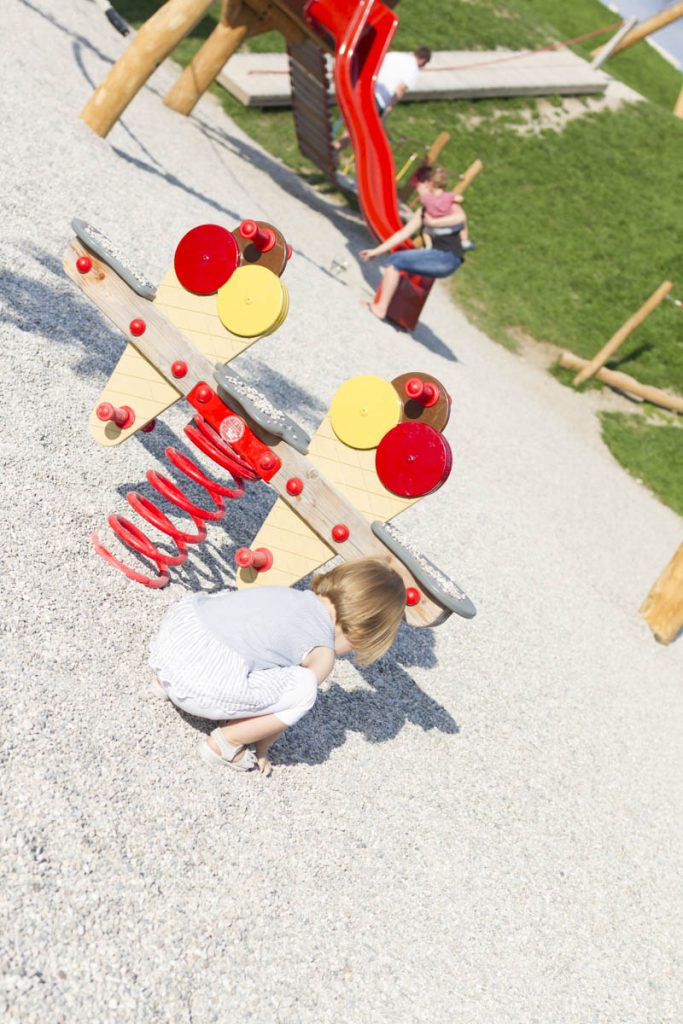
{"left": 111, "top": 148, "right": 242, "bottom": 222}
{"left": 18, "top": 0, "right": 118, "bottom": 66}
{"left": 171, "top": 617, "right": 457, "bottom": 768}
{"left": 0, "top": 248, "right": 124, "bottom": 378}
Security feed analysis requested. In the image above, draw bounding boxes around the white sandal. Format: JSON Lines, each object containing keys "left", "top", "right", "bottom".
{"left": 198, "top": 729, "right": 256, "bottom": 772}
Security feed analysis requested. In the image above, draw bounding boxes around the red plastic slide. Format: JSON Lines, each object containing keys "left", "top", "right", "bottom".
{"left": 304, "top": 0, "right": 433, "bottom": 329}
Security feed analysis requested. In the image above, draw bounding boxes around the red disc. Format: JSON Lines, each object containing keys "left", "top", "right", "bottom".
{"left": 129, "top": 318, "right": 146, "bottom": 336}
{"left": 171, "top": 360, "right": 188, "bottom": 378}
{"left": 174, "top": 224, "right": 240, "bottom": 295}
{"left": 76, "top": 256, "right": 92, "bottom": 274}
{"left": 406, "top": 587, "right": 421, "bottom": 606}
{"left": 332, "top": 524, "right": 349, "bottom": 542}
{"left": 286, "top": 477, "right": 303, "bottom": 496}
{"left": 375, "top": 422, "right": 452, "bottom": 497}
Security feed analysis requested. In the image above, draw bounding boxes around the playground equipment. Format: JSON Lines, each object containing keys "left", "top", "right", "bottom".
{"left": 590, "top": 3, "right": 683, "bottom": 60}
{"left": 561, "top": 280, "right": 683, "bottom": 414}
{"left": 63, "top": 217, "right": 475, "bottom": 628}
{"left": 80, "top": 0, "right": 475, "bottom": 331}
{"left": 641, "top": 543, "right": 683, "bottom": 645}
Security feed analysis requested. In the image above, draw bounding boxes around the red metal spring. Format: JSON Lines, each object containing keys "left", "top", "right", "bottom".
{"left": 92, "top": 414, "right": 259, "bottom": 587}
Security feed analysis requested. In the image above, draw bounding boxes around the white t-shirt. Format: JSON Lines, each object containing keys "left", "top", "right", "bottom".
{"left": 375, "top": 52, "right": 420, "bottom": 109}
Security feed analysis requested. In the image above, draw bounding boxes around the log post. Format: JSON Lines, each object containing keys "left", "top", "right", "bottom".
{"left": 559, "top": 352, "right": 683, "bottom": 414}
{"left": 164, "top": 8, "right": 269, "bottom": 115}
{"left": 573, "top": 281, "right": 673, "bottom": 386}
{"left": 590, "top": 3, "right": 683, "bottom": 58}
{"left": 640, "top": 543, "right": 683, "bottom": 644}
{"left": 674, "top": 83, "right": 683, "bottom": 119}
{"left": 426, "top": 131, "right": 451, "bottom": 167}
{"left": 458, "top": 158, "right": 484, "bottom": 194}
{"left": 81, "top": 0, "right": 215, "bottom": 137}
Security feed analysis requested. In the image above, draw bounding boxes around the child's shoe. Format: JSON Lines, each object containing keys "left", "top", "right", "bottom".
{"left": 462, "top": 240, "right": 477, "bottom": 251}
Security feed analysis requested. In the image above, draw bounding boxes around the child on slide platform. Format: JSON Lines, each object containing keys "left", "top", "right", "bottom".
{"left": 148, "top": 557, "right": 406, "bottom": 776}
{"left": 418, "top": 165, "right": 476, "bottom": 251}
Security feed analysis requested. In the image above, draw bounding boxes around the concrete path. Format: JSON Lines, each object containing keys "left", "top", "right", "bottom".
{"left": 217, "top": 48, "right": 610, "bottom": 107}
{"left": 2, "top": 4, "right": 682, "bottom": 1023}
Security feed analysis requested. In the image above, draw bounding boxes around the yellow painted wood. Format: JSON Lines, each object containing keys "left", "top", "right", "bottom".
{"left": 216, "top": 265, "right": 286, "bottom": 337}
{"left": 80, "top": 258, "right": 263, "bottom": 445}
{"left": 329, "top": 375, "right": 402, "bottom": 449}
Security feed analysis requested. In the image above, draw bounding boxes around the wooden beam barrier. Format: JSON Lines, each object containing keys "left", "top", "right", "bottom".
{"left": 640, "top": 543, "right": 683, "bottom": 645}
{"left": 590, "top": 2, "right": 683, "bottom": 58}
{"left": 81, "top": 0, "right": 214, "bottom": 137}
{"left": 573, "top": 281, "right": 673, "bottom": 386}
{"left": 559, "top": 351, "right": 683, "bottom": 414}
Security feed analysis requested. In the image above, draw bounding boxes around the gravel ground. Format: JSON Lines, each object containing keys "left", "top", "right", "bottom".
{"left": 2, "top": 3, "right": 682, "bottom": 1022}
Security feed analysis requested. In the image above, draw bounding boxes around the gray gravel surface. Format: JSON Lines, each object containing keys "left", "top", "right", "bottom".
{"left": 2, "top": 3, "right": 682, "bottom": 1022}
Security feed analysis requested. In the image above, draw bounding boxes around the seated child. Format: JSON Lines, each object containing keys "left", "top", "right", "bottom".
{"left": 418, "top": 165, "right": 476, "bottom": 251}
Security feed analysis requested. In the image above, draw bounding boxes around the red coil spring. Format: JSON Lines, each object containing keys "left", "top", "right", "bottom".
{"left": 92, "top": 414, "right": 259, "bottom": 588}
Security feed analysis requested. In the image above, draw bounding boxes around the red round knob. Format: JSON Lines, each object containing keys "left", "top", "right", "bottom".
{"left": 171, "top": 360, "right": 188, "bottom": 378}
{"left": 195, "top": 383, "right": 213, "bottom": 404}
{"left": 286, "top": 244, "right": 293, "bottom": 261}
{"left": 141, "top": 419, "right": 156, "bottom": 433}
{"left": 76, "top": 256, "right": 92, "bottom": 274}
{"left": 406, "top": 587, "right": 421, "bottom": 606}
{"left": 129, "top": 318, "right": 146, "bottom": 337}
{"left": 331, "top": 524, "right": 349, "bottom": 542}
{"left": 235, "top": 547, "right": 255, "bottom": 568}
{"left": 259, "top": 452, "right": 277, "bottom": 471}
{"left": 286, "top": 477, "right": 303, "bottom": 496}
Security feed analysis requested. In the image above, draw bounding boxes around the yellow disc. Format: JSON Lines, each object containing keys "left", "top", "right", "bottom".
{"left": 262, "top": 281, "right": 289, "bottom": 337}
{"left": 216, "top": 265, "right": 285, "bottom": 338}
{"left": 329, "top": 375, "right": 402, "bottom": 449}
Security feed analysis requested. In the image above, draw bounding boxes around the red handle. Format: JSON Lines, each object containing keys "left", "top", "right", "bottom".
{"left": 96, "top": 402, "right": 136, "bottom": 428}
{"left": 239, "top": 220, "right": 275, "bottom": 253}
{"left": 235, "top": 547, "right": 273, "bottom": 572}
{"left": 404, "top": 377, "right": 439, "bottom": 407}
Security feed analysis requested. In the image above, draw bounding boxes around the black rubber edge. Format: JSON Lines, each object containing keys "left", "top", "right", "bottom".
{"left": 371, "top": 521, "right": 476, "bottom": 621}
{"left": 71, "top": 219, "right": 157, "bottom": 299}
{"left": 214, "top": 365, "right": 310, "bottom": 455}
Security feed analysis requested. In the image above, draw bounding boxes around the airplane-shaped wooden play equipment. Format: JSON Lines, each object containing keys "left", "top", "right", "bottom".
{"left": 64, "top": 218, "right": 475, "bottom": 629}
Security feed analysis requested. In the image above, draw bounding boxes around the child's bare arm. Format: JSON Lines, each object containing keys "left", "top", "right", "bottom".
{"left": 301, "top": 646, "right": 335, "bottom": 684}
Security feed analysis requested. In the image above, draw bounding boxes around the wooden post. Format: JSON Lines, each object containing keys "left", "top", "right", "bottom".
{"left": 164, "top": 8, "right": 269, "bottom": 115}
{"left": 573, "top": 281, "right": 673, "bottom": 386}
{"left": 80, "top": 0, "right": 214, "bottom": 137}
{"left": 640, "top": 543, "right": 683, "bottom": 644}
{"left": 458, "top": 158, "right": 484, "bottom": 194}
{"left": 590, "top": 3, "right": 683, "bottom": 58}
{"left": 674, "top": 82, "right": 683, "bottom": 119}
{"left": 559, "top": 351, "right": 683, "bottom": 414}
{"left": 426, "top": 131, "right": 451, "bottom": 167}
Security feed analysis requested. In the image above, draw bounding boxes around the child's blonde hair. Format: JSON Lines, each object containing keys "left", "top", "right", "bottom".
{"left": 430, "top": 165, "right": 449, "bottom": 190}
{"left": 311, "top": 557, "right": 405, "bottom": 666}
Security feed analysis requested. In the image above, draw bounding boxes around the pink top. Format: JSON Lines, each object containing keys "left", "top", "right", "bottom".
{"left": 421, "top": 191, "right": 456, "bottom": 218}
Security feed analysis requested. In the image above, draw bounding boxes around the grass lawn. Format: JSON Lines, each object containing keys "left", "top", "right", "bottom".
{"left": 116, "top": 1, "right": 683, "bottom": 517}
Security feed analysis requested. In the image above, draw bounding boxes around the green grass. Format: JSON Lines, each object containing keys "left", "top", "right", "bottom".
{"left": 116, "top": 1, "right": 683, "bottom": 518}
{"left": 601, "top": 413, "right": 683, "bottom": 517}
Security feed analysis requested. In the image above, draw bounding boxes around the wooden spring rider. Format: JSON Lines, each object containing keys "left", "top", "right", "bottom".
{"left": 64, "top": 216, "right": 476, "bottom": 629}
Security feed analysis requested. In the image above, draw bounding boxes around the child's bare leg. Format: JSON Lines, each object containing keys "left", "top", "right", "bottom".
{"left": 207, "top": 714, "right": 287, "bottom": 773}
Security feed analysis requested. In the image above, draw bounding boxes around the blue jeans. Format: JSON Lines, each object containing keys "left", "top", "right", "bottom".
{"left": 385, "top": 248, "right": 462, "bottom": 278}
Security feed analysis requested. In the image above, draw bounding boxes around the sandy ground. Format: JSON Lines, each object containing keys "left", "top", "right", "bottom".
{"left": 1, "top": 3, "right": 682, "bottom": 1023}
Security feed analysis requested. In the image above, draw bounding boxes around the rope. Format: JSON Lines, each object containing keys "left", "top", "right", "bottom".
{"left": 247, "top": 20, "right": 625, "bottom": 76}
{"left": 423, "top": 21, "right": 624, "bottom": 74}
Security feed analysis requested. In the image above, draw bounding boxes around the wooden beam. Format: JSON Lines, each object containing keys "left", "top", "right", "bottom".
{"left": 591, "top": 17, "right": 638, "bottom": 70}
{"left": 80, "top": 0, "right": 214, "bottom": 137}
{"left": 164, "top": 8, "right": 272, "bottom": 115}
{"left": 591, "top": 3, "right": 683, "bottom": 58}
{"left": 674, "top": 82, "right": 683, "bottom": 119}
{"left": 559, "top": 351, "right": 683, "bottom": 414}
{"left": 458, "top": 158, "right": 484, "bottom": 194}
{"left": 640, "top": 543, "right": 683, "bottom": 644}
{"left": 573, "top": 281, "right": 673, "bottom": 386}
